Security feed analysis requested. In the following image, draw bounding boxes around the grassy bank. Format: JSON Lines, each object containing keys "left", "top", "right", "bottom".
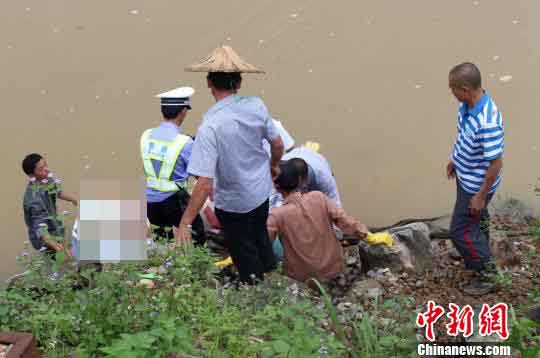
{"left": 2, "top": 219, "right": 540, "bottom": 357}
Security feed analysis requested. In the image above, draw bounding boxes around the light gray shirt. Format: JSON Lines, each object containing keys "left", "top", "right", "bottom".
{"left": 188, "top": 95, "right": 279, "bottom": 213}
{"left": 283, "top": 146, "right": 342, "bottom": 208}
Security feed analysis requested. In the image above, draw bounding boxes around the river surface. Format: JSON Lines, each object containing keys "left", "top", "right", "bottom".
{"left": 2, "top": 0, "right": 539, "bottom": 281}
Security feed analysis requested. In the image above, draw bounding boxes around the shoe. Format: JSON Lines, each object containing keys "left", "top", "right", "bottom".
{"left": 463, "top": 276, "right": 496, "bottom": 296}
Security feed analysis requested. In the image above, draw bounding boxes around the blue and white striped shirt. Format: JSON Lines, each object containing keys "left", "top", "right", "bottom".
{"left": 451, "top": 91, "right": 504, "bottom": 194}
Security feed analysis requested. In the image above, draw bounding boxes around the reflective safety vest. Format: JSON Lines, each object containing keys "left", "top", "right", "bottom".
{"left": 140, "top": 129, "right": 191, "bottom": 192}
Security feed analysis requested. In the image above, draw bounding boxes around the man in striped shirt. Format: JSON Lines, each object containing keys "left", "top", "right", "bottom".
{"left": 447, "top": 62, "right": 504, "bottom": 296}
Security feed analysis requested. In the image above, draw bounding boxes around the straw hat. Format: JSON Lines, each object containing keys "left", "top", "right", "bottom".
{"left": 185, "top": 46, "right": 265, "bottom": 74}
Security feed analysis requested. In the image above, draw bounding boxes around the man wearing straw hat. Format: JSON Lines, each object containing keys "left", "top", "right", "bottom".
{"left": 177, "top": 46, "right": 284, "bottom": 284}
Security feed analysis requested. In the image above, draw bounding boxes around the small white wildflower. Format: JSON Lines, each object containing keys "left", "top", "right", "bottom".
{"left": 39, "top": 223, "right": 47, "bottom": 227}
{"left": 39, "top": 246, "right": 48, "bottom": 252}
{"left": 41, "top": 179, "right": 49, "bottom": 184}
{"left": 29, "top": 177, "right": 36, "bottom": 182}
{"left": 21, "top": 252, "right": 29, "bottom": 257}
{"left": 48, "top": 172, "right": 54, "bottom": 178}
{"left": 54, "top": 178, "right": 61, "bottom": 185}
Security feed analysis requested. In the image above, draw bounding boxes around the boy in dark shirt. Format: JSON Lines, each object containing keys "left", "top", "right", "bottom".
{"left": 22, "top": 153, "right": 78, "bottom": 256}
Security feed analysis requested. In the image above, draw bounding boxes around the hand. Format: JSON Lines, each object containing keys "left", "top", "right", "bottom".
{"left": 175, "top": 223, "right": 193, "bottom": 252}
{"left": 54, "top": 243, "right": 65, "bottom": 252}
{"left": 469, "top": 193, "right": 485, "bottom": 218}
{"left": 446, "top": 161, "right": 455, "bottom": 180}
{"left": 271, "top": 164, "right": 281, "bottom": 181}
{"left": 356, "top": 223, "right": 368, "bottom": 239}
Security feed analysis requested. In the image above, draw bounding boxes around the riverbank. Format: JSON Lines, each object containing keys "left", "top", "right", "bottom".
{"left": 1, "top": 209, "right": 539, "bottom": 357}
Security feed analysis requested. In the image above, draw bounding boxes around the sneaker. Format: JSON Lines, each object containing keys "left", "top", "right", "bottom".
{"left": 463, "top": 276, "right": 496, "bottom": 296}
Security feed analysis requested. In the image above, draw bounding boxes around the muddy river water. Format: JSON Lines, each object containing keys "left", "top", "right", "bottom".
{"left": 1, "top": 0, "right": 539, "bottom": 280}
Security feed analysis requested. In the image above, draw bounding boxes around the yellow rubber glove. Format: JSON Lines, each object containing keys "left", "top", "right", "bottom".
{"left": 304, "top": 141, "right": 321, "bottom": 153}
{"left": 365, "top": 231, "right": 393, "bottom": 247}
{"left": 215, "top": 256, "right": 233, "bottom": 268}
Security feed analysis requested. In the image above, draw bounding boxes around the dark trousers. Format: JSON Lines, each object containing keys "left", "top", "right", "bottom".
{"left": 147, "top": 190, "right": 205, "bottom": 244}
{"left": 450, "top": 183, "right": 493, "bottom": 271}
{"left": 215, "top": 200, "right": 276, "bottom": 283}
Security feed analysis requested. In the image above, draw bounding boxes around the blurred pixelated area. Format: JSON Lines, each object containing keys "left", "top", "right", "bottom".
{"left": 78, "top": 178, "right": 147, "bottom": 263}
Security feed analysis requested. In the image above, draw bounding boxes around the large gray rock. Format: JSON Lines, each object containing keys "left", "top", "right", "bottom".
{"left": 357, "top": 222, "right": 434, "bottom": 273}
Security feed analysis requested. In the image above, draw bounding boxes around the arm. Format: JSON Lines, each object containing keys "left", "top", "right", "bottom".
{"left": 58, "top": 191, "right": 78, "bottom": 206}
{"left": 325, "top": 193, "right": 367, "bottom": 238}
{"left": 269, "top": 137, "right": 284, "bottom": 179}
{"left": 176, "top": 125, "right": 217, "bottom": 245}
{"left": 41, "top": 234, "right": 64, "bottom": 252}
{"left": 29, "top": 204, "right": 64, "bottom": 252}
{"left": 177, "top": 177, "right": 213, "bottom": 244}
{"left": 267, "top": 213, "right": 279, "bottom": 242}
{"left": 470, "top": 157, "right": 503, "bottom": 216}
{"left": 263, "top": 109, "right": 284, "bottom": 179}
{"left": 470, "top": 122, "right": 505, "bottom": 216}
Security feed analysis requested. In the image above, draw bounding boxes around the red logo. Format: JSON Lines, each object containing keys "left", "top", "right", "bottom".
{"left": 478, "top": 303, "right": 509, "bottom": 339}
{"left": 446, "top": 303, "right": 474, "bottom": 338}
{"left": 416, "top": 300, "right": 445, "bottom": 342}
{"left": 416, "top": 301, "right": 508, "bottom": 341}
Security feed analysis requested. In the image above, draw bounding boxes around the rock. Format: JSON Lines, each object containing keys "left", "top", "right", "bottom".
{"left": 367, "top": 287, "right": 383, "bottom": 299}
{"left": 527, "top": 306, "right": 540, "bottom": 322}
{"left": 348, "top": 279, "right": 383, "bottom": 300}
{"left": 490, "top": 230, "right": 521, "bottom": 268}
{"left": 343, "top": 246, "right": 362, "bottom": 270}
{"left": 426, "top": 215, "right": 451, "bottom": 239}
{"left": 492, "top": 198, "right": 533, "bottom": 224}
{"left": 358, "top": 223, "right": 433, "bottom": 274}
{"left": 138, "top": 279, "right": 155, "bottom": 288}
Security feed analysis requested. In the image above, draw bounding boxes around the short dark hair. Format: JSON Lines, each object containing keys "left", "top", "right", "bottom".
{"left": 274, "top": 160, "right": 300, "bottom": 192}
{"left": 288, "top": 158, "right": 308, "bottom": 180}
{"left": 207, "top": 72, "right": 242, "bottom": 91}
{"left": 449, "top": 62, "right": 482, "bottom": 89}
{"left": 22, "top": 153, "right": 43, "bottom": 176}
{"left": 161, "top": 106, "right": 187, "bottom": 120}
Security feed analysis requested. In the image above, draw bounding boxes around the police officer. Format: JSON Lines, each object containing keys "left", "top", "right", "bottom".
{"left": 141, "top": 86, "right": 204, "bottom": 243}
